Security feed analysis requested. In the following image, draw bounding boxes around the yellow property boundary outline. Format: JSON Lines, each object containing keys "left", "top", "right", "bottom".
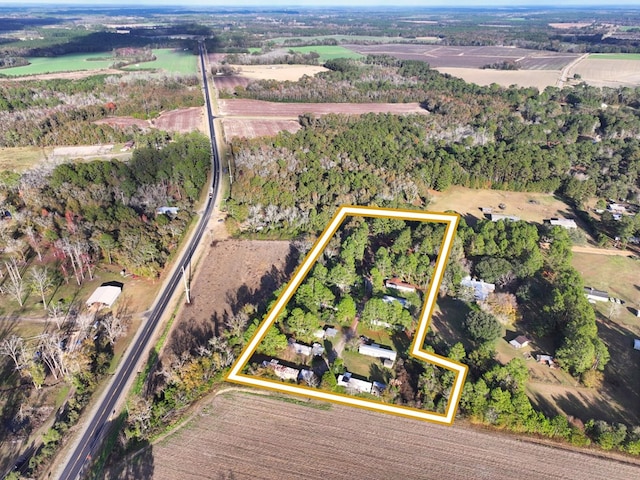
{"left": 226, "top": 205, "right": 468, "bottom": 425}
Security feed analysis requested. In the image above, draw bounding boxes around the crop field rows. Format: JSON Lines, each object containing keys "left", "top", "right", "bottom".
{"left": 344, "top": 44, "right": 581, "bottom": 70}
{"left": 148, "top": 392, "right": 640, "bottom": 480}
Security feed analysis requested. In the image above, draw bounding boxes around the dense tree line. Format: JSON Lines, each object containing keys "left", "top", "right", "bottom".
{"left": 227, "top": 110, "right": 639, "bottom": 242}
{"left": 0, "top": 73, "right": 202, "bottom": 147}
{"left": 0, "top": 133, "right": 211, "bottom": 279}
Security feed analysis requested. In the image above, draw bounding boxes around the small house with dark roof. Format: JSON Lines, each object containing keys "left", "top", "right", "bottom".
{"left": 509, "top": 335, "right": 531, "bottom": 349}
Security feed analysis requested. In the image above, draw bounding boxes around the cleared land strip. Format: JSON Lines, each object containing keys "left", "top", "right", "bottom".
{"left": 217, "top": 99, "right": 427, "bottom": 117}
{"left": 571, "top": 245, "right": 635, "bottom": 257}
{"left": 148, "top": 392, "right": 640, "bottom": 480}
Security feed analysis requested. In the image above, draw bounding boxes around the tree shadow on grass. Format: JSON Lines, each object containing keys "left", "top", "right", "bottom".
{"left": 104, "top": 440, "right": 154, "bottom": 480}
{"left": 596, "top": 317, "right": 640, "bottom": 424}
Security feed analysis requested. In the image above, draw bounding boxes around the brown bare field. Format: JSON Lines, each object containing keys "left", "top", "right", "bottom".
{"left": 218, "top": 99, "right": 427, "bottom": 118}
{"left": 232, "top": 64, "right": 329, "bottom": 82}
{"left": 161, "top": 238, "right": 294, "bottom": 359}
{"left": 153, "top": 107, "right": 205, "bottom": 133}
{"left": 427, "top": 186, "right": 574, "bottom": 226}
{"left": 213, "top": 75, "right": 251, "bottom": 92}
{"left": 344, "top": 44, "right": 580, "bottom": 70}
{"left": 143, "top": 391, "right": 640, "bottom": 480}
{"left": 435, "top": 67, "right": 560, "bottom": 89}
{"left": 94, "top": 117, "right": 150, "bottom": 130}
{"left": 572, "top": 58, "right": 640, "bottom": 87}
{"left": 549, "top": 22, "right": 593, "bottom": 29}
{"left": 221, "top": 118, "right": 301, "bottom": 141}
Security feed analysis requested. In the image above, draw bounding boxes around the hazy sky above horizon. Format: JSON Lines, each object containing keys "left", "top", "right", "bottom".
{"left": 7, "top": 0, "right": 640, "bottom": 6}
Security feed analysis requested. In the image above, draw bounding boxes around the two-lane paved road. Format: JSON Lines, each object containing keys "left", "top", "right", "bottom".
{"left": 56, "top": 41, "right": 221, "bottom": 480}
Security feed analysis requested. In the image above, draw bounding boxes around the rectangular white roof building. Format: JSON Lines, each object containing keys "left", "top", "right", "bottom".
{"left": 86, "top": 283, "right": 123, "bottom": 308}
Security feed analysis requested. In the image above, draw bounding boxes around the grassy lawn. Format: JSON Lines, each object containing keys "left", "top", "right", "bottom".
{"left": 591, "top": 53, "right": 640, "bottom": 60}
{"left": 0, "top": 53, "right": 113, "bottom": 76}
{"left": 286, "top": 45, "right": 363, "bottom": 62}
{"left": 0, "top": 146, "right": 53, "bottom": 172}
{"left": 122, "top": 49, "right": 198, "bottom": 74}
{"left": 341, "top": 349, "right": 377, "bottom": 378}
{"left": 572, "top": 253, "right": 640, "bottom": 323}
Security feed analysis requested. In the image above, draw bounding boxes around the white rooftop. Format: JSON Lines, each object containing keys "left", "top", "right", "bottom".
{"left": 86, "top": 284, "right": 122, "bottom": 308}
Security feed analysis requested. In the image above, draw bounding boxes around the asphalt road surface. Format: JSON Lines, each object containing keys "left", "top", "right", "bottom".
{"left": 56, "top": 41, "right": 221, "bottom": 480}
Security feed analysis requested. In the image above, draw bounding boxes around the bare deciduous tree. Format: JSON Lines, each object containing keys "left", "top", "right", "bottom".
{"left": 225, "top": 311, "right": 249, "bottom": 340}
{"left": 38, "top": 332, "right": 67, "bottom": 380}
{"left": 29, "top": 265, "right": 53, "bottom": 310}
{"left": 0, "top": 334, "right": 27, "bottom": 372}
{"left": 24, "top": 224, "right": 43, "bottom": 262}
{"left": 101, "top": 313, "right": 126, "bottom": 346}
{"left": 4, "top": 257, "right": 26, "bottom": 306}
{"left": 48, "top": 301, "right": 69, "bottom": 330}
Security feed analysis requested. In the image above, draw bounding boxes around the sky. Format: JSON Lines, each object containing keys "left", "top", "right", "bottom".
{"left": 7, "top": 1, "right": 640, "bottom": 6}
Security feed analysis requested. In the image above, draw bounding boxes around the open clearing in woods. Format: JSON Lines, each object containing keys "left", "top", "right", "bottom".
{"left": 143, "top": 391, "right": 640, "bottom": 480}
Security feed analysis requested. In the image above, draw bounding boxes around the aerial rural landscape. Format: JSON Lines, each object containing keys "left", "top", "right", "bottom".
{"left": 0, "top": 2, "right": 639, "bottom": 479}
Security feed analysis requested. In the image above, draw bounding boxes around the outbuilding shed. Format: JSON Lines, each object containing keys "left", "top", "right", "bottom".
{"left": 86, "top": 282, "right": 123, "bottom": 308}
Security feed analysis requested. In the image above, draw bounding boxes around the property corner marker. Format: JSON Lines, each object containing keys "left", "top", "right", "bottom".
{"left": 226, "top": 205, "right": 468, "bottom": 425}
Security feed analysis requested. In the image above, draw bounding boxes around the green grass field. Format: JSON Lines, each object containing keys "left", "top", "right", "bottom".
{"left": 0, "top": 49, "right": 197, "bottom": 77}
{"left": 0, "top": 146, "right": 52, "bottom": 171}
{"left": 0, "top": 53, "right": 113, "bottom": 76}
{"left": 122, "top": 49, "right": 197, "bottom": 74}
{"left": 591, "top": 53, "right": 640, "bottom": 60}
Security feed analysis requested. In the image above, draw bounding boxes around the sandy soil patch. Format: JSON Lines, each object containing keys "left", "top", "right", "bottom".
{"left": 427, "top": 186, "right": 574, "bottom": 226}
{"left": 230, "top": 64, "right": 329, "bottom": 82}
{"left": 161, "top": 239, "right": 295, "bottom": 358}
{"left": 572, "top": 58, "right": 640, "bottom": 87}
{"left": 145, "top": 391, "right": 640, "bottom": 480}
{"left": 53, "top": 145, "right": 114, "bottom": 157}
{"left": 435, "top": 67, "right": 560, "bottom": 90}
{"left": 549, "top": 23, "right": 593, "bottom": 29}
{"left": 218, "top": 99, "right": 427, "bottom": 117}
{"left": 221, "top": 118, "right": 301, "bottom": 141}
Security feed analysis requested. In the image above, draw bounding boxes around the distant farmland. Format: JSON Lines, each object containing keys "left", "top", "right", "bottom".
{"left": 122, "top": 49, "right": 197, "bottom": 74}
{"left": 344, "top": 44, "right": 580, "bottom": 70}
{"left": 285, "top": 45, "right": 363, "bottom": 62}
{"left": 0, "top": 48, "right": 197, "bottom": 77}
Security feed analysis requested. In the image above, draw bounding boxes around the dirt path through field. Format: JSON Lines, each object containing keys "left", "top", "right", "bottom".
{"left": 571, "top": 245, "right": 635, "bottom": 257}
{"left": 558, "top": 53, "right": 589, "bottom": 87}
{"left": 145, "top": 391, "right": 640, "bottom": 480}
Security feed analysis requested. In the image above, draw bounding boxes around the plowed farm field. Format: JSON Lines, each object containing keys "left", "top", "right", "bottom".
{"left": 147, "top": 391, "right": 640, "bottom": 480}
{"left": 218, "top": 99, "right": 427, "bottom": 117}
{"left": 344, "top": 44, "right": 580, "bottom": 70}
{"left": 221, "top": 118, "right": 301, "bottom": 141}
{"left": 153, "top": 107, "right": 205, "bottom": 133}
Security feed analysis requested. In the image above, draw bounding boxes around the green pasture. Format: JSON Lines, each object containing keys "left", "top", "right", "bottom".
{"left": 0, "top": 52, "right": 113, "bottom": 76}
{"left": 590, "top": 53, "right": 640, "bottom": 60}
{"left": 122, "top": 48, "right": 197, "bottom": 74}
{"left": 0, "top": 146, "right": 52, "bottom": 172}
{"left": 572, "top": 253, "right": 640, "bottom": 325}
{"left": 286, "top": 45, "right": 363, "bottom": 62}
{"left": 0, "top": 49, "right": 197, "bottom": 77}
